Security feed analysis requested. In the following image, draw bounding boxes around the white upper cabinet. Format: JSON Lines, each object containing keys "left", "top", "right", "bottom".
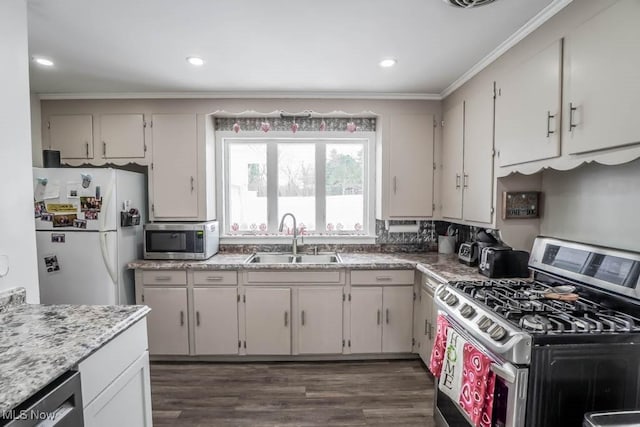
{"left": 100, "top": 114, "right": 146, "bottom": 159}
{"left": 48, "top": 114, "right": 94, "bottom": 159}
{"left": 441, "top": 102, "right": 464, "bottom": 220}
{"left": 379, "top": 113, "right": 434, "bottom": 219}
{"left": 462, "top": 86, "right": 495, "bottom": 224}
{"left": 150, "top": 114, "right": 199, "bottom": 219}
{"left": 563, "top": 0, "right": 640, "bottom": 155}
{"left": 495, "top": 39, "right": 562, "bottom": 166}
{"left": 440, "top": 85, "right": 495, "bottom": 225}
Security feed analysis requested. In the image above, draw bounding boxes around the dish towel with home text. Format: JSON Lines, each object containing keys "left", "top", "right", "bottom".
{"left": 428, "top": 314, "right": 450, "bottom": 377}
{"left": 459, "top": 342, "right": 496, "bottom": 427}
{"left": 438, "top": 327, "right": 466, "bottom": 402}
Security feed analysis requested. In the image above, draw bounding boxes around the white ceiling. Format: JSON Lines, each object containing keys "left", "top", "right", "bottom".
{"left": 27, "top": 0, "right": 556, "bottom": 97}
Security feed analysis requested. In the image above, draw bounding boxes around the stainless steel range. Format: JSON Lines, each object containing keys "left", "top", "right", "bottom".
{"left": 434, "top": 236, "right": 640, "bottom": 427}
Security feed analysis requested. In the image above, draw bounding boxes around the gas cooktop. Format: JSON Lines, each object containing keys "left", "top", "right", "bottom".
{"left": 449, "top": 279, "right": 640, "bottom": 335}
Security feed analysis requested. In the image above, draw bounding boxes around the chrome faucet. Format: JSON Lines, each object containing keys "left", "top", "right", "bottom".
{"left": 278, "top": 213, "right": 299, "bottom": 255}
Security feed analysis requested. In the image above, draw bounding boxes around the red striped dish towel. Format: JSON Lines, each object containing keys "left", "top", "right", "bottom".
{"left": 458, "top": 342, "right": 496, "bottom": 427}
{"left": 428, "top": 314, "right": 449, "bottom": 377}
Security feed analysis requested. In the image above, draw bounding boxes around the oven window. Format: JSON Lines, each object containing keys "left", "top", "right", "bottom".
{"left": 492, "top": 377, "right": 509, "bottom": 427}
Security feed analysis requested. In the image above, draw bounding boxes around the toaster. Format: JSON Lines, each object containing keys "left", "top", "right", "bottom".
{"left": 458, "top": 242, "right": 479, "bottom": 266}
{"left": 479, "top": 247, "right": 530, "bottom": 278}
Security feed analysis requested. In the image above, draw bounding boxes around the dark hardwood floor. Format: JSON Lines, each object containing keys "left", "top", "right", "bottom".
{"left": 150, "top": 360, "right": 435, "bottom": 427}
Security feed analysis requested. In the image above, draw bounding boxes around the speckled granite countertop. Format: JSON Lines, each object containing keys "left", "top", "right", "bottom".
{"left": 128, "top": 252, "right": 486, "bottom": 282}
{"left": 0, "top": 288, "right": 150, "bottom": 413}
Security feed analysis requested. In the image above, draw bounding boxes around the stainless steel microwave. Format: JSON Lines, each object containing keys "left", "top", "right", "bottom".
{"left": 144, "top": 221, "right": 219, "bottom": 260}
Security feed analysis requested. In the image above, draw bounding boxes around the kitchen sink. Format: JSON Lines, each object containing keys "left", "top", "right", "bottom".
{"left": 295, "top": 254, "right": 341, "bottom": 263}
{"left": 245, "top": 253, "right": 297, "bottom": 264}
{"left": 244, "top": 252, "right": 342, "bottom": 264}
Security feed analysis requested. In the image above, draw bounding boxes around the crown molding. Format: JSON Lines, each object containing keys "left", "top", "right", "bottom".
{"left": 36, "top": 91, "right": 443, "bottom": 101}
{"left": 439, "top": 0, "right": 573, "bottom": 99}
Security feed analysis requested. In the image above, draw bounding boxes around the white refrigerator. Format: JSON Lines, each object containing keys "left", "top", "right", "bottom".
{"left": 33, "top": 167, "right": 146, "bottom": 305}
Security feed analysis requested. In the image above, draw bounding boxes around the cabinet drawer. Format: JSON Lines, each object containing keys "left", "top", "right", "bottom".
{"left": 351, "top": 270, "right": 415, "bottom": 285}
{"left": 193, "top": 271, "right": 238, "bottom": 285}
{"left": 142, "top": 270, "right": 186, "bottom": 285}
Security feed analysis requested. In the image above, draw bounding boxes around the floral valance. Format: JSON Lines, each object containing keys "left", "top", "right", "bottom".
{"left": 214, "top": 117, "right": 376, "bottom": 133}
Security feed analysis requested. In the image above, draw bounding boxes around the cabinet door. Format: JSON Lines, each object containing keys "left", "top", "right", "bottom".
{"left": 419, "top": 288, "right": 434, "bottom": 364}
{"left": 298, "top": 287, "right": 343, "bottom": 354}
{"left": 463, "top": 85, "right": 495, "bottom": 224}
{"left": 83, "top": 351, "right": 152, "bottom": 427}
{"left": 245, "top": 287, "right": 291, "bottom": 355}
{"left": 441, "top": 102, "right": 464, "bottom": 220}
{"left": 350, "top": 287, "right": 383, "bottom": 353}
{"left": 49, "top": 114, "right": 93, "bottom": 159}
{"left": 194, "top": 287, "right": 238, "bottom": 355}
{"left": 382, "top": 286, "right": 414, "bottom": 353}
{"left": 563, "top": 1, "right": 640, "bottom": 155}
{"left": 144, "top": 287, "right": 189, "bottom": 355}
{"left": 151, "top": 114, "right": 198, "bottom": 219}
{"left": 495, "top": 39, "right": 562, "bottom": 166}
{"left": 100, "top": 114, "right": 146, "bottom": 159}
{"left": 388, "top": 114, "right": 434, "bottom": 217}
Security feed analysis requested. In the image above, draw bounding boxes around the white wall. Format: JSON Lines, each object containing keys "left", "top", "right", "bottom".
{"left": 0, "top": 0, "right": 40, "bottom": 302}
{"left": 540, "top": 159, "right": 640, "bottom": 252}
{"left": 31, "top": 94, "right": 43, "bottom": 167}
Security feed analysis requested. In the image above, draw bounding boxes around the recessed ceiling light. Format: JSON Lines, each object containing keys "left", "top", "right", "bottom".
{"left": 186, "top": 56, "right": 204, "bottom": 66}
{"left": 379, "top": 58, "right": 397, "bottom": 68}
{"left": 33, "top": 57, "right": 54, "bottom": 67}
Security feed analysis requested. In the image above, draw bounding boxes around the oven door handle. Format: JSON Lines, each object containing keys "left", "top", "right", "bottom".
{"left": 490, "top": 362, "right": 516, "bottom": 384}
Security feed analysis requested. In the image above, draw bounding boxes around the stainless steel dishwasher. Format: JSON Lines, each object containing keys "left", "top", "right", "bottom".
{"left": 3, "top": 370, "right": 83, "bottom": 426}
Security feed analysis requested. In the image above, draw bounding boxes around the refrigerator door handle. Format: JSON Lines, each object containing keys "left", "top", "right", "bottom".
{"left": 100, "top": 231, "right": 118, "bottom": 290}
{"left": 99, "top": 177, "right": 115, "bottom": 232}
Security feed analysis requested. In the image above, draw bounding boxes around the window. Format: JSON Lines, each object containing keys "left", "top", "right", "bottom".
{"left": 223, "top": 137, "right": 372, "bottom": 236}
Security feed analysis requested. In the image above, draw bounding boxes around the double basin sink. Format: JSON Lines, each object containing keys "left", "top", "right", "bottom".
{"left": 244, "top": 252, "right": 342, "bottom": 264}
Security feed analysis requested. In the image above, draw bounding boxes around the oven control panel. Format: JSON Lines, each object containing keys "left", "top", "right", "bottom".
{"left": 435, "top": 284, "right": 532, "bottom": 365}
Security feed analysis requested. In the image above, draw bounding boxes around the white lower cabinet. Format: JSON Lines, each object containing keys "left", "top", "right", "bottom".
{"left": 350, "top": 287, "right": 384, "bottom": 353}
{"left": 381, "top": 286, "right": 414, "bottom": 353}
{"left": 419, "top": 288, "right": 436, "bottom": 364}
{"left": 245, "top": 287, "right": 291, "bottom": 355}
{"left": 297, "top": 287, "right": 344, "bottom": 354}
{"left": 194, "top": 287, "right": 239, "bottom": 355}
{"left": 144, "top": 287, "right": 189, "bottom": 355}
{"left": 350, "top": 285, "right": 414, "bottom": 353}
{"left": 79, "top": 319, "right": 152, "bottom": 427}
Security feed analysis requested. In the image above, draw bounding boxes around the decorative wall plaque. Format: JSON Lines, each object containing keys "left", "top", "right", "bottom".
{"left": 502, "top": 191, "right": 541, "bottom": 219}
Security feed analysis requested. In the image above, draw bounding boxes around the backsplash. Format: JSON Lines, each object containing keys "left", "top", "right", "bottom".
{"left": 219, "top": 220, "right": 476, "bottom": 254}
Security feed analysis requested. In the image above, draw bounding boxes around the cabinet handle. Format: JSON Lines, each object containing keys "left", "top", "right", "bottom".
{"left": 154, "top": 276, "right": 171, "bottom": 281}
{"left": 180, "top": 311, "right": 184, "bottom": 326}
{"left": 430, "top": 325, "right": 435, "bottom": 341}
{"left": 393, "top": 176, "right": 397, "bottom": 194}
{"left": 375, "top": 276, "right": 392, "bottom": 282}
{"left": 206, "top": 276, "right": 223, "bottom": 281}
{"left": 546, "top": 111, "right": 555, "bottom": 137}
{"left": 102, "top": 141, "right": 107, "bottom": 157}
{"left": 190, "top": 176, "right": 195, "bottom": 192}
{"left": 85, "top": 142, "right": 89, "bottom": 158}
{"left": 463, "top": 174, "right": 469, "bottom": 188}
{"left": 377, "top": 309, "right": 381, "bottom": 325}
{"left": 284, "top": 311, "right": 288, "bottom": 327}
{"left": 386, "top": 309, "right": 390, "bottom": 324}
{"left": 455, "top": 174, "right": 461, "bottom": 189}
{"left": 425, "top": 319, "right": 429, "bottom": 335}
{"left": 568, "top": 102, "right": 578, "bottom": 132}
{"left": 301, "top": 310, "right": 305, "bottom": 326}
{"left": 196, "top": 311, "right": 200, "bottom": 326}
